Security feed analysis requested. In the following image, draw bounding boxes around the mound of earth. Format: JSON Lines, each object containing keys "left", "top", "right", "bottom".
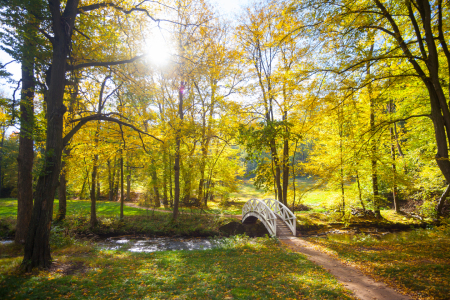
{"left": 219, "top": 220, "right": 269, "bottom": 237}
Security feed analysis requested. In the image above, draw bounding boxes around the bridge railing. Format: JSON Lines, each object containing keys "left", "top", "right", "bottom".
{"left": 242, "top": 198, "right": 277, "bottom": 236}
{"left": 262, "top": 199, "right": 296, "bottom": 236}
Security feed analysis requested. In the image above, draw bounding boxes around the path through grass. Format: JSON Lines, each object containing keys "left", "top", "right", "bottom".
{"left": 308, "top": 226, "right": 450, "bottom": 300}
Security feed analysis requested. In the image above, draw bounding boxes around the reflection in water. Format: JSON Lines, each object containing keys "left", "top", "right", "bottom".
{"left": 98, "top": 237, "right": 219, "bottom": 253}
{"left": 0, "top": 240, "right": 13, "bottom": 245}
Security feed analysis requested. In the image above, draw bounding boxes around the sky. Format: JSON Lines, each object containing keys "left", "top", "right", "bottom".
{"left": 0, "top": 0, "right": 251, "bottom": 97}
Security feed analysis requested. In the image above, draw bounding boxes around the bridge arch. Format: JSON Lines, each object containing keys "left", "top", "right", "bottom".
{"left": 242, "top": 198, "right": 296, "bottom": 237}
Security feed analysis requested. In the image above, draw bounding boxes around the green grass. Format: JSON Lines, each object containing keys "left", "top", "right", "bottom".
{"left": 0, "top": 198, "right": 228, "bottom": 238}
{"left": 308, "top": 226, "right": 450, "bottom": 300}
{"left": 0, "top": 237, "right": 355, "bottom": 300}
{"left": 0, "top": 199, "right": 17, "bottom": 218}
{"left": 0, "top": 198, "right": 158, "bottom": 218}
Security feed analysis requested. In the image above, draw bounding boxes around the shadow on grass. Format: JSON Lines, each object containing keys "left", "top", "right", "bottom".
{"left": 0, "top": 242, "right": 355, "bottom": 299}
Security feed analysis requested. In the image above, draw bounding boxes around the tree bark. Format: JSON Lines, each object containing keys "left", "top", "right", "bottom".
{"left": 173, "top": 81, "right": 184, "bottom": 220}
{"left": 151, "top": 161, "right": 160, "bottom": 207}
{"left": 21, "top": 0, "right": 79, "bottom": 270}
{"left": 367, "top": 44, "right": 381, "bottom": 218}
{"left": 90, "top": 154, "right": 98, "bottom": 227}
{"left": 282, "top": 111, "right": 289, "bottom": 206}
{"left": 0, "top": 129, "right": 4, "bottom": 198}
{"left": 126, "top": 174, "right": 130, "bottom": 201}
{"left": 437, "top": 184, "right": 450, "bottom": 216}
{"left": 15, "top": 39, "right": 35, "bottom": 244}
{"left": 57, "top": 147, "right": 70, "bottom": 221}
{"left": 120, "top": 154, "right": 124, "bottom": 219}
{"left": 388, "top": 100, "right": 399, "bottom": 213}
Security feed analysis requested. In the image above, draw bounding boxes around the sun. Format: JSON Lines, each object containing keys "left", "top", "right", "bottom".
{"left": 146, "top": 32, "right": 172, "bottom": 67}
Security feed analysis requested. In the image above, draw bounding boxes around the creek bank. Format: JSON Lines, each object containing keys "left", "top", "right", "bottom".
{"left": 297, "top": 221, "right": 435, "bottom": 237}
{"left": 219, "top": 220, "right": 269, "bottom": 237}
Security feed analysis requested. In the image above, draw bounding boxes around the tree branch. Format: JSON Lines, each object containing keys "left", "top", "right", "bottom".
{"left": 63, "top": 114, "right": 163, "bottom": 146}
{"left": 67, "top": 55, "right": 145, "bottom": 71}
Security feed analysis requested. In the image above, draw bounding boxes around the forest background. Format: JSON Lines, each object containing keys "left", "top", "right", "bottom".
{"left": 0, "top": 0, "right": 449, "bottom": 270}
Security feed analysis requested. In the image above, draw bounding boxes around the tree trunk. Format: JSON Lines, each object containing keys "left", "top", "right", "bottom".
{"left": 169, "top": 151, "right": 173, "bottom": 207}
{"left": 97, "top": 170, "right": 100, "bottom": 200}
{"left": 388, "top": 100, "right": 399, "bottom": 213}
{"left": 120, "top": 154, "right": 124, "bottom": 219}
{"left": 151, "top": 162, "right": 160, "bottom": 207}
{"left": 162, "top": 148, "right": 169, "bottom": 207}
{"left": 282, "top": 111, "right": 289, "bottom": 206}
{"left": 15, "top": 46, "right": 35, "bottom": 244}
{"left": 21, "top": 0, "right": 79, "bottom": 271}
{"left": 437, "top": 184, "right": 450, "bottom": 216}
{"left": 90, "top": 154, "right": 98, "bottom": 227}
{"left": 367, "top": 44, "right": 381, "bottom": 218}
{"left": 57, "top": 147, "right": 70, "bottom": 221}
{"left": 173, "top": 81, "right": 184, "bottom": 220}
{"left": 126, "top": 174, "right": 130, "bottom": 201}
{"left": 356, "top": 170, "right": 365, "bottom": 211}
{"left": 0, "top": 129, "right": 4, "bottom": 198}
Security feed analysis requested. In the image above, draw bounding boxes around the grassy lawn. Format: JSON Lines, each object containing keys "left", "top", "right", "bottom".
{"left": 0, "top": 198, "right": 227, "bottom": 238}
{"left": 0, "top": 198, "right": 156, "bottom": 218}
{"left": 307, "top": 226, "right": 450, "bottom": 300}
{"left": 0, "top": 237, "right": 355, "bottom": 300}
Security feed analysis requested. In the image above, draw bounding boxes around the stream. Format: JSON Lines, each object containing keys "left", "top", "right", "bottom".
{"left": 96, "top": 237, "right": 220, "bottom": 252}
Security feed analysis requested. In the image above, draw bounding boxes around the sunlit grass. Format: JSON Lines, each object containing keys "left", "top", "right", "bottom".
{"left": 0, "top": 238, "right": 355, "bottom": 299}
{"left": 308, "top": 226, "right": 450, "bottom": 299}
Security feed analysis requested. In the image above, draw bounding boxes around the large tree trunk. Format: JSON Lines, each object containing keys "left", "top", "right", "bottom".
{"left": 15, "top": 45, "right": 35, "bottom": 244}
{"left": 21, "top": 0, "right": 78, "bottom": 271}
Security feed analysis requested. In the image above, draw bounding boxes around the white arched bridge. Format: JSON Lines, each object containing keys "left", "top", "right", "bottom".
{"left": 242, "top": 198, "right": 297, "bottom": 237}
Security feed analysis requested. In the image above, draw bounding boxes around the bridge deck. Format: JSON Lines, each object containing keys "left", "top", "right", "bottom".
{"left": 276, "top": 216, "right": 295, "bottom": 238}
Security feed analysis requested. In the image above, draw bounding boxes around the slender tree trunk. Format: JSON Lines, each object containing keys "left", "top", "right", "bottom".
{"left": 282, "top": 112, "right": 289, "bottom": 206}
{"left": 120, "top": 154, "right": 124, "bottom": 219}
{"left": 151, "top": 161, "right": 160, "bottom": 207}
{"left": 367, "top": 44, "right": 381, "bottom": 218}
{"left": 90, "top": 154, "right": 98, "bottom": 227}
{"left": 356, "top": 170, "right": 365, "bottom": 211}
{"left": 57, "top": 147, "right": 70, "bottom": 221}
{"left": 0, "top": 129, "right": 4, "bottom": 198}
{"left": 162, "top": 149, "right": 168, "bottom": 207}
{"left": 79, "top": 175, "right": 86, "bottom": 200}
{"left": 388, "top": 100, "right": 399, "bottom": 213}
{"left": 173, "top": 81, "right": 184, "bottom": 220}
{"left": 169, "top": 151, "right": 173, "bottom": 207}
{"left": 437, "top": 184, "right": 450, "bottom": 216}
{"left": 126, "top": 174, "right": 130, "bottom": 201}
{"left": 16, "top": 46, "right": 35, "bottom": 244}
{"left": 291, "top": 139, "right": 298, "bottom": 212}
{"left": 97, "top": 170, "right": 100, "bottom": 200}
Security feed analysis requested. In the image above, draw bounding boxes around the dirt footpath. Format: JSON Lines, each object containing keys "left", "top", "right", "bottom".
{"left": 280, "top": 237, "right": 412, "bottom": 300}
